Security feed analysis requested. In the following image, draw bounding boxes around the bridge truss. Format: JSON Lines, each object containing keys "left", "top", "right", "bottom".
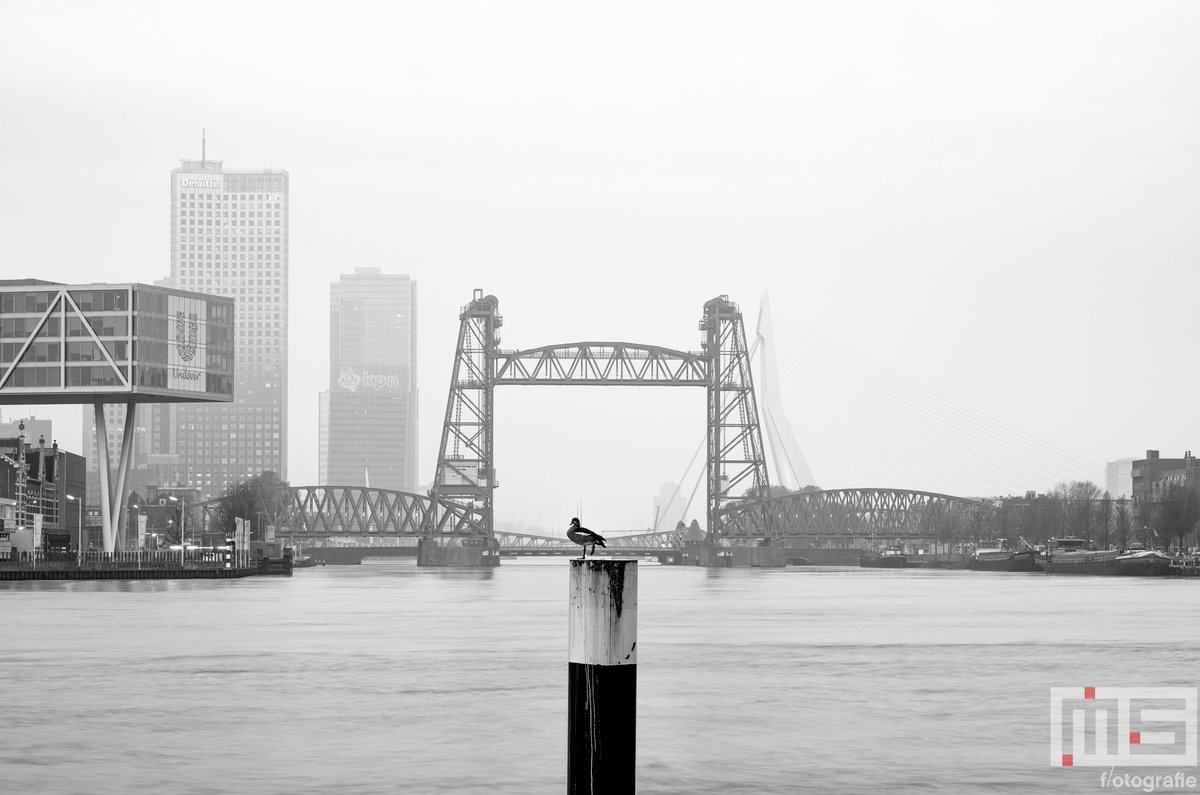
{"left": 188, "top": 485, "right": 993, "bottom": 542}
{"left": 723, "top": 488, "right": 997, "bottom": 537}
{"left": 429, "top": 290, "right": 772, "bottom": 541}
{"left": 196, "top": 486, "right": 485, "bottom": 538}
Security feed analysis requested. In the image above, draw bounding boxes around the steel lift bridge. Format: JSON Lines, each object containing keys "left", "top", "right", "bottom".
{"left": 247, "top": 290, "right": 993, "bottom": 549}
{"left": 430, "top": 290, "right": 773, "bottom": 546}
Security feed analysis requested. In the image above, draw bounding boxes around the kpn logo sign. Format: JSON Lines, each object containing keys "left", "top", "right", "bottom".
{"left": 1050, "top": 686, "right": 1197, "bottom": 768}
{"left": 338, "top": 366, "right": 401, "bottom": 393}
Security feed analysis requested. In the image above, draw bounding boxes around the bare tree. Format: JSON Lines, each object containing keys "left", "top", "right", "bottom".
{"left": 1157, "top": 484, "right": 1200, "bottom": 553}
{"left": 212, "top": 470, "right": 289, "bottom": 542}
{"left": 1066, "top": 481, "right": 1102, "bottom": 541}
{"left": 1113, "top": 499, "right": 1133, "bottom": 549}
{"left": 162, "top": 506, "right": 184, "bottom": 545}
{"left": 935, "top": 508, "right": 960, "bottom": 558}
{"left": 1096, "top": 492, "right": 1113, "bottom": 549}
{"left": 1136, "top": 499, "right": 1158, "bottom": 546}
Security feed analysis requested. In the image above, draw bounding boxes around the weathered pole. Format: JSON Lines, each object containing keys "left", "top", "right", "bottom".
{"left": 568, "top": 558, "right": 637, "bottom": 794}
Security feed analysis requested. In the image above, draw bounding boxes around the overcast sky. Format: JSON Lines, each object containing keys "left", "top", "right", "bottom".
{"left": 2, "top": 1, "right": 1198, "bottom": 532}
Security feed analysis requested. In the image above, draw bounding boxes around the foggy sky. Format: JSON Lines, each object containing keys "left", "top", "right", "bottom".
{"left": 2, "top": 1, "right": 1198, "bottom": 532}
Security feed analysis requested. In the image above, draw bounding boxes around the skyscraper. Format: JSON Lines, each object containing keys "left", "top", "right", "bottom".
{"left": 169, "top": 157, "right": 288, "bottom": 498}
{"left": 319, "top": 268, "right": 418, "bottom": 491}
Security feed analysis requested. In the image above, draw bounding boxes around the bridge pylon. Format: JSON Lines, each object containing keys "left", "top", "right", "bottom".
{"left": 701, "top": 296, "right": 773, "bottom": 544}
{"left": 428, "top": 289, "right": 501, "bottom": 540}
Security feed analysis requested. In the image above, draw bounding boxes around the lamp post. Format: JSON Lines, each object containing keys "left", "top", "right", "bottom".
{"left": 67, "top": 494, "right": 81, "bottom": 568}
{"left": 168, "top": 495, "right": 186, "bottom": 568}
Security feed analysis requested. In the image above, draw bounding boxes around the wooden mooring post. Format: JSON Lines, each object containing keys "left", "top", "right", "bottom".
{"left": 568, "top": 558, "right": 637, "bottom": 795}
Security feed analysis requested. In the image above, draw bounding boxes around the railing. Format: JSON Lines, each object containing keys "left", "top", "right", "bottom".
{"left": 0, "top": 548, "right": 247, "bottom": 570}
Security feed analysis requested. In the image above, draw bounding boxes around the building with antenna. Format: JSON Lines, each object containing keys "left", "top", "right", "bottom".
{"left": 165, "top": 143, "right": 289, "bottom": 498}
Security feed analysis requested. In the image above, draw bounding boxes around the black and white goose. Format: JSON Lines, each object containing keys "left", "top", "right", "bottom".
{"left": 567, "top": 517, "right": 606, "bottom": 558}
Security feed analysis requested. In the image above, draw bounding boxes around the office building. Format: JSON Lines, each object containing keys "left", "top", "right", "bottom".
{"left": 319, "top": 268, "right": 417, "bottom": 491}
{"left": 0, "top": 431, "right": 86, "bottom": 536}
{"left": 1105, "top": 457, "right": 1135, "bottom": 499}
{"left": 169, "top": 157, "right": 288, "bottom": 498}
{"left": 3, "top": 279, "right": 234, "bottom": 548}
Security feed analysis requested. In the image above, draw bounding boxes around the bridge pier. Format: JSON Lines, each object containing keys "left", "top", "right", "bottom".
{"left": 417, "top": 537, "right": 501, "bottom": 567}
{"left": 729, "top": 540, "right": 788, "bottom": 568}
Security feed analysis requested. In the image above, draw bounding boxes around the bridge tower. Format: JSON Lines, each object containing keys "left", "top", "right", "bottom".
{"left": 701, "top": 296, "right": 772, "bottom": 539}
{"left": 429, "top": 289, "right": 501, "bottom": 538}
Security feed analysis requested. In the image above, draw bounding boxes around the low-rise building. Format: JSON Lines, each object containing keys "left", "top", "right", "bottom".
{"left": 1131, "top": 450, "right": 1200, "bottom": 504}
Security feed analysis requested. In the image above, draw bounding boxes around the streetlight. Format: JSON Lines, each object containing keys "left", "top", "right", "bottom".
{"left": 66, "top": 494, "right": 82, "bottom": 567}
{"left": 168, "top": 495, "right": 186, "bottom": 568}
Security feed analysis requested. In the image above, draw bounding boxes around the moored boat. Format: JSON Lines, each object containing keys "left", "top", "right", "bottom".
{"left": 1038, "top": 537, "right": 1120, "bottom": 575}
{"left": 1113, "top": 548, "right": 1173, "bottom": 577}
{"left": 860, "top": 545, "right": 915, "bottom": 568}
{"left": 969, "top": 537, "right": 1040, "bottom": 572}
{"left": 969, "top": 548, "right": 1040, "bottom": 572}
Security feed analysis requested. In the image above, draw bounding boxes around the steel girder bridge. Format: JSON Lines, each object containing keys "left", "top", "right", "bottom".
{"left": 193, "top": 485, "right": 484, "bottom": 538}
{"left": 721, "top": 488, "right": 997, "bottom": 538}
{"left": 429, "top": 289, "right": 771, "bottom": 542}
{"left": 190, "top": 485, "right": 994, "bottom": 541}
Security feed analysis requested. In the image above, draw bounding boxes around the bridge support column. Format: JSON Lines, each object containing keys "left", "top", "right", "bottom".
{"left": 417, "top": 537, "right": 500, "bottom": 567}
{"left": 729, "top": 539, "right": 787, "bottom": 568}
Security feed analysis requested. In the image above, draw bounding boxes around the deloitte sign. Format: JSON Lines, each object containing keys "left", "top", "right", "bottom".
{"left": 180, "top": 175, "right": 223, "bottom": 189}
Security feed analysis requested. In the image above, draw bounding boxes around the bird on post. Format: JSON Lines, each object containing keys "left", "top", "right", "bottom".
{"left": 567, "top": 517, "right": 606, "bottom": 558}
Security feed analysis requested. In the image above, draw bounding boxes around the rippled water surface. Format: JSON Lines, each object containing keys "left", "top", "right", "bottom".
{"left": 2, "top": 561, "right": 1197, "bottom": 794}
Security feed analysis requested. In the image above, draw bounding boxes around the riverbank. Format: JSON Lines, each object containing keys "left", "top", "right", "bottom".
{"left": 0, "top": 566, "right": 262, "bottom": 581}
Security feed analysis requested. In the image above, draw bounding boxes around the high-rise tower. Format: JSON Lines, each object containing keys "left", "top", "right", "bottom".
{"left": 319, "top": 268, "right": 418, "bottom": 491}
{"left": 169, "top": 157, "right": 288, "bottom": 498}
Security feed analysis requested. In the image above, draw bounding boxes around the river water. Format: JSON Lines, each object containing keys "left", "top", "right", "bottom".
{"left": 2, "top": 561, "right": 1197, "bottom": 794}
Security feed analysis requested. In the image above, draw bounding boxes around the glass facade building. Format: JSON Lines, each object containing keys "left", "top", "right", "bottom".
{"left": 167, "top": 159, "right": 288, "bottom": 499}
{"left": 320, "top": 268, "right": 418, "bottom": 492}
{"left": 0, "top": 281, "right": 233, "bottom": 404}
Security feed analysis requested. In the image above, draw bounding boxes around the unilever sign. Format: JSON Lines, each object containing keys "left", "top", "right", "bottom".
{"left": 338, "top": 366, "right": 401, "bottom": 393}
{"left": 168, "top": 295, "right": 206, "bottom": 392}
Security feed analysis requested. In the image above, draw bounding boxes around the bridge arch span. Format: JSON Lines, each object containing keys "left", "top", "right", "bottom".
{"left": 195, "top": 486, "right": 486, "bottom": 538}
{"left": 723, "top": 487, "right": 997, "bottom": 538}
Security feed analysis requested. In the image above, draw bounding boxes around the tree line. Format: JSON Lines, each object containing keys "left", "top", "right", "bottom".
{"left": 957, "top": 481, "right": 1199, "bottom": 552}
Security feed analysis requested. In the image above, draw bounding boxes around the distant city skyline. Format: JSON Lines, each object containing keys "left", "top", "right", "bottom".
{"left": 3, "top": 2, "right": 1197, "bottom": 531}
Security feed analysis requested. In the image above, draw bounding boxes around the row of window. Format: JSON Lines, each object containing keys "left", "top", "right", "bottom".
{"left": 0, "top": 315, "right": 130, "bottom": 339}
{"left": 0, "top": 340, "right": 132, "bottom": 364}
{"left": 181, "top": 200, "right": 281, "bottom": 209}
{"left": 181, "top": 209, "right": 280, "bottom": 217}
{"left": 183, "top": 245, "right": 282, "bottom": 252}
{"left": 0, "top": 289, "right": 129, "bottom": 315}
{"left": 180, "top": 219, "right": 283, "bottom": 227}
{"left": 179, "top": 235, "right": 281, "bottom": 243}
{"left": 5, "top": 364, "right": 125, "bottom": 388}
{"left": 177, "top": 192, "right": 282, "bottom": 200}
{"left": 181, "top": 254, "right": 283, "bottom": 262}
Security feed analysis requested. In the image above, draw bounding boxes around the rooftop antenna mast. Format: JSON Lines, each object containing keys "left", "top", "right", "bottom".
{"left": 201, "top": 128, "right": 206, "bottom": 166}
